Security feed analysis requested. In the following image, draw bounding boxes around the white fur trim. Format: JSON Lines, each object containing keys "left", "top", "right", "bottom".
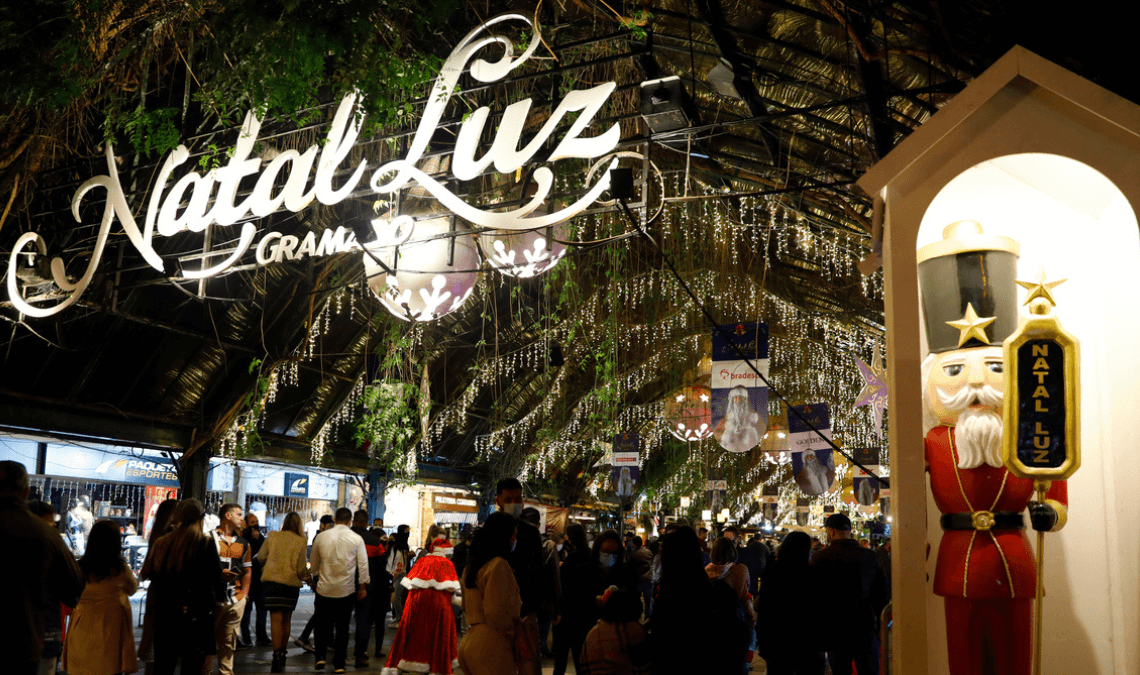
{"left": 397, "top": 659, "right": 431, "bottom": 672}
{"left": 429, "top": 548, "right": 454, "bottom": 557}
{"left": 400, "top": 576, "right": 461, "bottom": 591}
{"left": 381, "top": 669, "right": 401, "bottom": 675}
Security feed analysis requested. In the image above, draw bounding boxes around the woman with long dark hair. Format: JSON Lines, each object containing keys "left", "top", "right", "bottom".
{"left": 651, "top": 526, "right": 751, "bottom": 675}
{"left": 141, "top": 499, "right": 224, "bottom": 675}
{"left": 456, "top": 512, "right": 521, "bottom": 675}
{"left": 63, "top": 519, "right": 139, "bottom": 675}
{"left": 137, "top": 498, "right": 179, "bottom": 675}
{"left": 755, "top": 532, "right": 824, "bottom": 675}
{"left": 257, "top": 511, "right": 310, "bottom": 672}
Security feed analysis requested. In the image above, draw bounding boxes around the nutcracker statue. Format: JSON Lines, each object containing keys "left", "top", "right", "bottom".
{"left": 919, "top": 221, "right": 1068, "bottom": 675}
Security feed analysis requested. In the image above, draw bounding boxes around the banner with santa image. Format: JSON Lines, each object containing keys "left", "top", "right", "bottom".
{"left": 795, "top": 498, "right": 811, "bottom": 527}
{"left": 789, "top": 403, "right": 835, "bottom": 495}
{"left": 611, "top": 433, "right": 640, "bottom": 498}
{"left": 850, "top": 447, "right": 883, "bottom": 506}
{"left": 706, "top": 467, "right": 728, "bottom": 512}
{"left": 711, "top": 323, "right": 769, "bottom": 453}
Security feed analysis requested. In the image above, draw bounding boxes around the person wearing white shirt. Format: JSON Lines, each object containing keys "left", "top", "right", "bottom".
{"left": 309, "top": 508, "right": 369, "bottom": 673}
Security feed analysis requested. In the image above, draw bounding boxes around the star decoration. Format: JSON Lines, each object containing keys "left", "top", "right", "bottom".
{"left": 947, "top": 304, "right": 996, "bottom": 348}
{"left": 1016, "top": 266, "right": 1066, "bottom": 307}
{"left": 853, "top": 342, "right": 888, "bottom": 440}
{"left": 675, "top": 393, "right": 686, "bottom": 402}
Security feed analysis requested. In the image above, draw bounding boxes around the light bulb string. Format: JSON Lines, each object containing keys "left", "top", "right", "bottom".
{"left": 617, "top": 199, "right": 887, "bottom": 487}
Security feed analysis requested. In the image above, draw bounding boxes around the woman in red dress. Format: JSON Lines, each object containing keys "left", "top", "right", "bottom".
{"left": 382, "top": 537, "right": 461, "bottom": 675}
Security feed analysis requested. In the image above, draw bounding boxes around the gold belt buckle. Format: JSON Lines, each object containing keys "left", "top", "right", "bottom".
{"left": 971, "top": 510, "right": 995, "bottom": 531}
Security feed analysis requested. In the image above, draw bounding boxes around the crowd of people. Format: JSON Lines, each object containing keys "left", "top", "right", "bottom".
{"left": 3, "top": 460, "right": 892, "bottom": 675}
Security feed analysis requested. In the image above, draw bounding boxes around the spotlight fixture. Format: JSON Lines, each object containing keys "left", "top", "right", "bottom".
{"left": 640, "top": 76, "right": 691, "bottom": 133}
{"left": 707, "top": 59, "right": 742, "bottom": 100}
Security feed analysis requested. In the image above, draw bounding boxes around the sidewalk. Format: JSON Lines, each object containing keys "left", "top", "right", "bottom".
{"left": 130, "top": 587, "right": 768, "bottom": 674}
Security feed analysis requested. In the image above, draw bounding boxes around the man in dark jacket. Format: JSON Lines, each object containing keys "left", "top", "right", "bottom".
{"left": 240, "top": 513, "right": 271, "bottom": 647}
{"left": 811, "top": 513, "right": 887, "bottom": 675}
{"left": 0, "top": 461, "right": 84, "bottom": 675}
{"left": 351, "top": 509, "right": 387, "bottom": 666}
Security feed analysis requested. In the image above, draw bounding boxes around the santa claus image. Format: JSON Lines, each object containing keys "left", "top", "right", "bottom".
{"left": 856, "top": 477, "right": 877, "bottom": 506}
{"left": 795, "top": 450, "right": 833, "bottom": 496}
{"left": 918, "top": 221, "right": 1067, "bottom": 675}
{"left": 715, "top": 385, "right": 761, "bottom": 453}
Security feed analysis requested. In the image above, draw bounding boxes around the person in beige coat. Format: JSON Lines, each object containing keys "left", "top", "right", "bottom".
{"left": 64, "top": 519, "right": 139, "bottom": 675}
{"left": 457, "top": 512, "right": 522, "bottom": 675}
{"left": 256, "top": 512, "right": 311, "bottom": 672}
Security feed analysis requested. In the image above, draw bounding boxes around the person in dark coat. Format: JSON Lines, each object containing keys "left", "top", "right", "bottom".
{"left": 143, "top": 499, "right": 226, "bottom": 675}
{"left": 351, "top": 509, "right": 387, "bottom": 667}
{"left": 552, "top": 524, "right": 591, "bottom": 675}
{"left": 756, "top": 532, "right": 825, "bottom": 675}
{"left": 240, "top": 513, "right": 270, "bottom": 648}
{"left": 810, "top": 513, "right": 888, "bottom": 675}
{"left": 0, "top": 461, "right": 84, "bottom": 675}
{"left": 650, "top": 526, "right": 751, "bottom": 675}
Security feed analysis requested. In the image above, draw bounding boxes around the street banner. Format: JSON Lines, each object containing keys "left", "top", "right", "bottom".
{"left": 789, "top": 404, "right": 834, "bottom": 495}
{"left": 706, "top": 467, "right": 728, "bottom": 512}
{"left": 711, "top": 323, "right": 769, "bottom": 453}
{"left": 612, "top": 433, "right": 640, "bottom": 497}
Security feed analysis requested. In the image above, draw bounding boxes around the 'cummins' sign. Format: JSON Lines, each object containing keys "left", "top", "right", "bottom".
{"left": 7, "top": 14, "right": 619, "bottom": 318}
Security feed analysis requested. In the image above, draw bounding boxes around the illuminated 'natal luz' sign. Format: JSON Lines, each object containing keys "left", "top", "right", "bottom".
{"left": 7, "top": 14, "right": 620, "bottom": 318}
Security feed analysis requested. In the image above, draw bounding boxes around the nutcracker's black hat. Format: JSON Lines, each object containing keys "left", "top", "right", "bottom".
{"left": 917, "top": 221, "right": 1020, "bottom": 353}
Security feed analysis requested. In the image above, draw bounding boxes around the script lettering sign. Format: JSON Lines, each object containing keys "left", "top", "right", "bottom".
{"left": 7, "top": 14, "right": 619, "bottom": 318}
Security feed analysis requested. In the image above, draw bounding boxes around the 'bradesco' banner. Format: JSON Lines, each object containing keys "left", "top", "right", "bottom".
{"left": 711, "top": 323, "right": 769, "bottom": 453}
{"left": 7, "top": 14, "right": 620, "bottom": 319}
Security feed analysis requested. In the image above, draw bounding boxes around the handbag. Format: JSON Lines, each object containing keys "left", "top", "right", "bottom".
{"left": 512, "top": 613, "right": 541, "bottom": 663}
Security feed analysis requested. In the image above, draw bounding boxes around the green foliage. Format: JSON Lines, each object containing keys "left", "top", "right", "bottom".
{"left": 620, "top": 10, "right": 653, "bottom": 40}
{"left": 0, "top": 2, "right": 88, "bottom": 113}
{"left": 191, "top": 0, "right": 458, "bottom": 132}
{"left": 225, "top": 357, "right": 273, "bottom": 458}
{"left": 117, "top": 106, "right": 180, "bottom": 157}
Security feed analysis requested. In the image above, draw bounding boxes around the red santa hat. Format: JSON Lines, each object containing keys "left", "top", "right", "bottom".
{"left": 430, "top": 537, "right": 454, "bottom": 556}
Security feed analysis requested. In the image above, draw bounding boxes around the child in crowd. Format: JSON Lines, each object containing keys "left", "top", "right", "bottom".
{"left": 578, "top": 587, "right": 650, "bottom": 675}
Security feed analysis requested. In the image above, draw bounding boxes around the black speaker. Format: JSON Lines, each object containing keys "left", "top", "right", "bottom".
{"left": 610, "top": 167, "right": 635, "bottom": 201}
{"left": 548, "top": 342, "right": 564, "bottom": 368}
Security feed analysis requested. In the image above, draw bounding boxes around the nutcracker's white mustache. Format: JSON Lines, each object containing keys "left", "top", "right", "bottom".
{"left": 938, "top": 384, "right": 1005, "bottom": 469}
{"left": 937, "top": 383, "right": 1003, "bottom": 412}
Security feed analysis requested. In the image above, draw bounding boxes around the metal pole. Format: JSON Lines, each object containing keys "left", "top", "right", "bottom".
{"left": 1033, "top": 480, "right": 1049, "bottom": 675}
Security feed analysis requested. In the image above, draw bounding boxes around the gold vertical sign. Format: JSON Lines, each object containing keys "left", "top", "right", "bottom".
{"left": 1002, "top": 269, "right": 1080, "bottom": 480}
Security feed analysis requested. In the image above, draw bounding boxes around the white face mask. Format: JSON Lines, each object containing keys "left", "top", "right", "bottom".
{"left": 500, "top": 503, "right": 524, "bottom": 519}
{"left": 555, "top": 543, "right": 563, "bottom": 552}
{"left": 599, "top": 552, "right": 616, "bottom": 568}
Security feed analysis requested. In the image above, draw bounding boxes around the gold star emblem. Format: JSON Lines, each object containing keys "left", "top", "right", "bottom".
{"left": 1016, "top": 266, "right": 1066, "bottom": 307}
{"left": 946, "top": 303, "right": 996, "bottom": 348}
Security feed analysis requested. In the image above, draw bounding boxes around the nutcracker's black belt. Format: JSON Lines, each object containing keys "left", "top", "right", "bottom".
{"left": 940, "top": 511, "right": 1024, "bottom": 532}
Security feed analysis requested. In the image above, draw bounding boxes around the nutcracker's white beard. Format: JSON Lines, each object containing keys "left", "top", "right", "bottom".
{"left": 937, "top": 384, "right": 1005, "bottom": 469}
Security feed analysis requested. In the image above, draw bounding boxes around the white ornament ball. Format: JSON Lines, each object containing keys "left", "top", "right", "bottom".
{"left": 364, "top": 215, "right": 480, "bottom": 322}
{"left": 478, "top": 223, "right": 568, "bottom": 278}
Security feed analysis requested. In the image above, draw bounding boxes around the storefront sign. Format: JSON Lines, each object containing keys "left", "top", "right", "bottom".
{"left": 432, "top": 492, "right": 479, "bottom": 513}
{"left": 44, "top": 445, "right": 180, "bottom": 487}
{"left": 284, "top": 472, "right": 310, "bottom": 497}
{"left": 8, "top": 14, "right": 620, "bottom": 318}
